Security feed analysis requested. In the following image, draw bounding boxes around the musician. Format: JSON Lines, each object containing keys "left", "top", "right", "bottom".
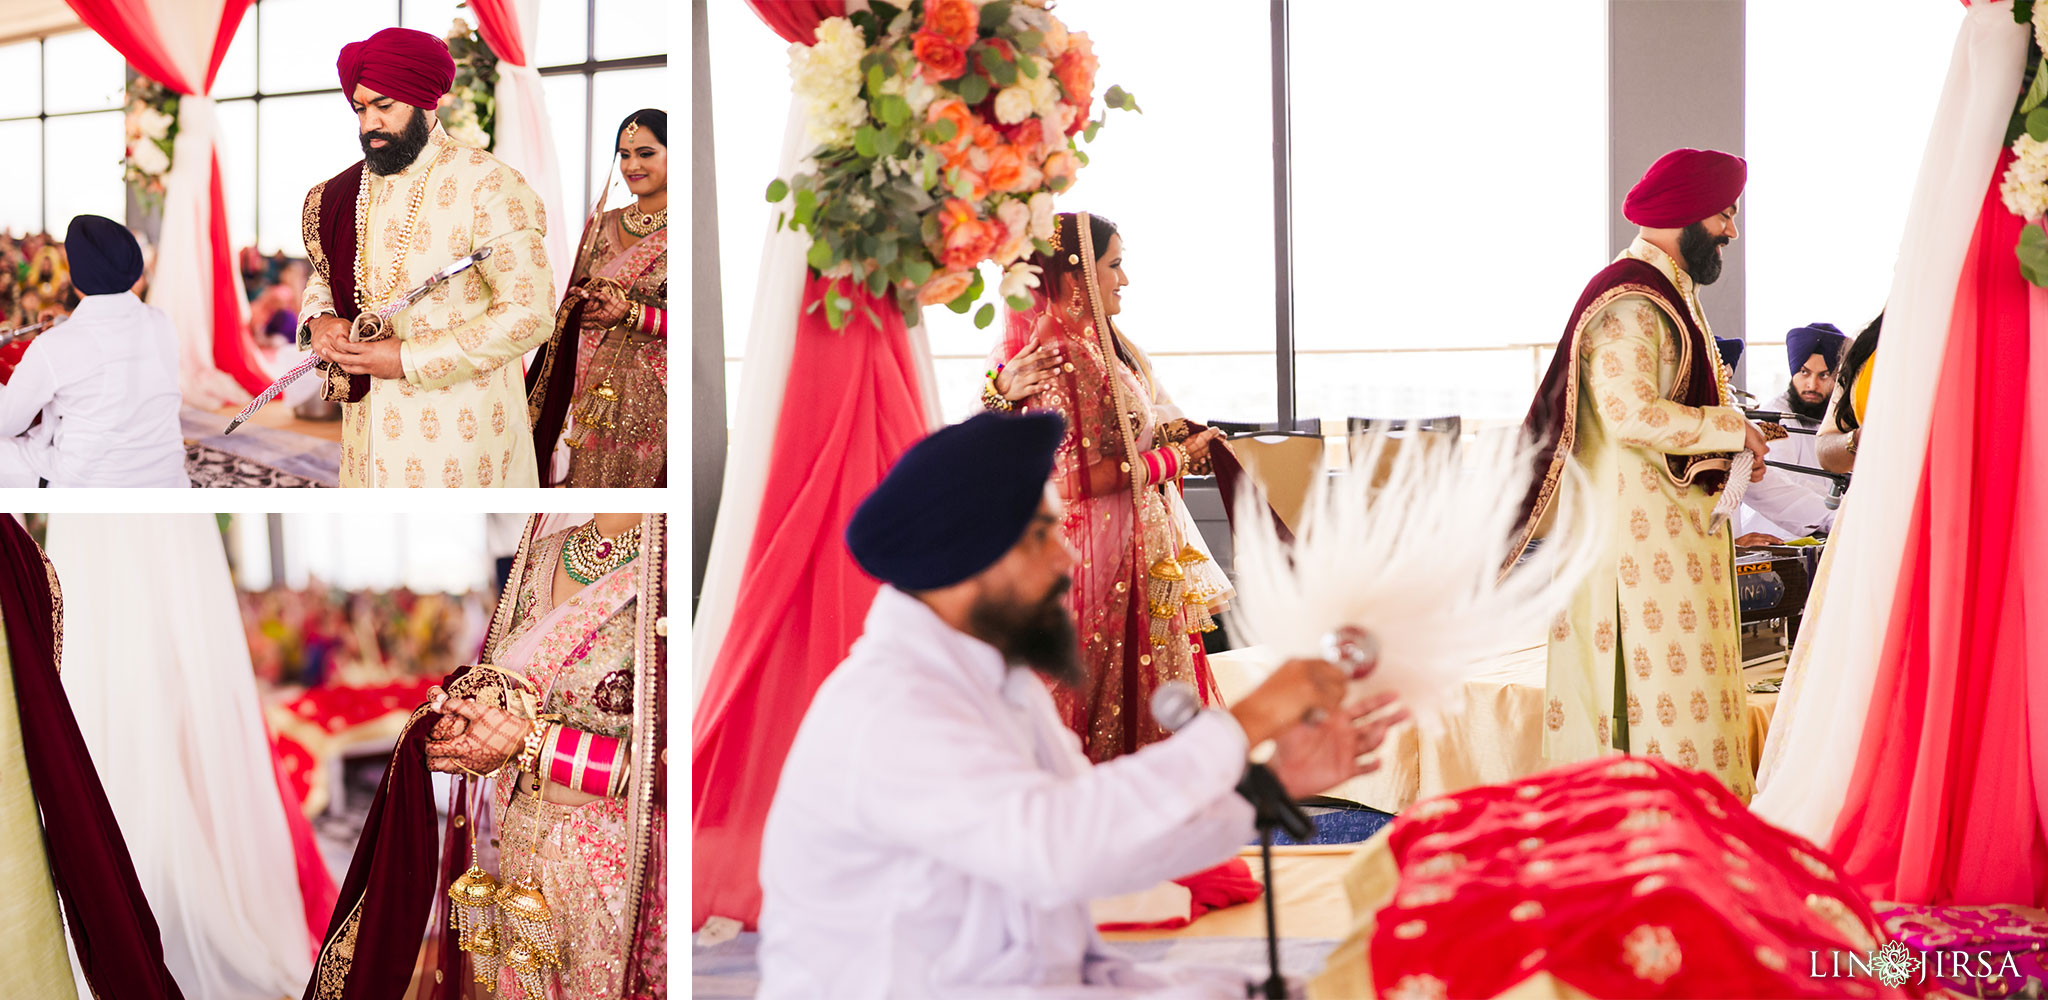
{"left": 0, "top": 215, "right": 186, "bottom": 488}
{"left": 759, "top": 411, "right": 1404, "bottom": 999}
{"left": 298, "top": 27, "right": 554, "bottom": 487}
{"left": 1735, "top": 323, "right": 1847, "bottom": 543}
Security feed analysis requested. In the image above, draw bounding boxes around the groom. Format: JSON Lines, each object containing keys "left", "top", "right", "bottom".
{"left": 298, "top": 27, "right": 555, "bottom": 487}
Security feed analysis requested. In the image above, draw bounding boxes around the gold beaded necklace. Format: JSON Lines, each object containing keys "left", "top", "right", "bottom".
{"left": 622, "top": 204, "right": 666, "bottom": 238}
{"left": 353, "top": 144, "right": 440, "bottom": 313}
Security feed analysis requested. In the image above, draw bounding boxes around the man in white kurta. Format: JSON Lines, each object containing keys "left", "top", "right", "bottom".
{"left": 0, "top": 215, "right": 187, "bottom": 488}
{"left": 300, "top": 28, "right": 553, "bottom": 488}
{"left": 757, "top": 411, "right": 1388, "bottom": 998}
{"left": 1739, "top": 324, "right": 1848, "bottom": 540}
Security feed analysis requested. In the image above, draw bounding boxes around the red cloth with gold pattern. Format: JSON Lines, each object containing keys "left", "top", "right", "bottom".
{"left": 1366, "top": 756, "right": 1926, "bottom": 999}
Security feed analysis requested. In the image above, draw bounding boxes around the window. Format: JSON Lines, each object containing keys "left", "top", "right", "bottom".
{"left": 231, "top": 513, "right": 491, "bottom": 593}
{"left": 2, "top": 0, "right": 665, "bottom": 256}
{"left": 1744, "top": 1, "right": 1955, "bottom": 379}
{"left": 1289, "top": 0, "right": 1607, "bottom": 431}
{"left": 0, "top": 32, "right": 127, "bottom": 236}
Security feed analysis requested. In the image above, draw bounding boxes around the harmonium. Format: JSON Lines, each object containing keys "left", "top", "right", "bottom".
{"left": 1735, "top": 544, "right": 1824, "bottom": 664}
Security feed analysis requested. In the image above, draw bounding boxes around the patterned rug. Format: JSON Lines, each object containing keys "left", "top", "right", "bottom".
{"left": 186, "top": 443, "right": 328, "bottom": 488}
{"left": 180, "top": 405, "right": 338, "bottom": 487}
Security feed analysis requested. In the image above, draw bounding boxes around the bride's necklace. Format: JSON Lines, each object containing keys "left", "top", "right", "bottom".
{"left": 562, "top": 520, "right": 641, "bottom": 585}
{"left": 622, "top": 201, "right": 666, "bottom": 237}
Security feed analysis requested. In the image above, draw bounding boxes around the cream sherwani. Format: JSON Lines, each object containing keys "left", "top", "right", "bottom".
{"left": 759, "top": 587, "right": 1258, "bottom": 999}
{"left": 1546, "top": 238, "right": 1755, "bottom": 801}
{"left": 300, "top": 123, "right": 553, "bottom": 487}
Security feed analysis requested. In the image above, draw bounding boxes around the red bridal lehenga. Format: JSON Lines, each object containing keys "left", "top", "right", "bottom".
{"left": 304, "top": 514, "right": 665, "bottom": 1000}
{"left": 993, "top": 212, "right": 1232, "bottom": 762}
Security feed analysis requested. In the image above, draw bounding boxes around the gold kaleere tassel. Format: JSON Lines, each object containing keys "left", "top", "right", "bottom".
{"left": 468, "top": 921, "right": 502, "bottom": 987}
{"left": 566, "top": 378, "right": 619, "bottom": 448}
{"left": 1148, "top": 556, "right": 1184, "bottom": 649}
{"left": 496, "top": 878, "right": 563, "bottom": 998}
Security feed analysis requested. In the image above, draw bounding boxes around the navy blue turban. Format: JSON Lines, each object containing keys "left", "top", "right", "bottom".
{"left": 64, "top": 215, "right": 143, "bottom": 296}
{"left": 847, "top": 411, "right": 1066, "bottom": 592}
{"left": 1786, "top": 323, "right": 1847, "bottom": 373}
{"left": 1716, "top": 337, "right": 1744, "bottom": 370}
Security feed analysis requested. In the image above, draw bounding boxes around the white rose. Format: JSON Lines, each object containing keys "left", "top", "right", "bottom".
{"left": 1029, "top": 192, "right": 1056, "bottom": 240}
{"left": 1025, "top": 61, "right": 1060, "bottom": 116}
{"left": 1000, "top": 261, "right": 1043, "bottom": 300}
{"left": 904, "top": 77, "right": 942, "bottom": 117}
{"left": 1043, "top": 17, "right": 1070, "bottom": 56}
{"left": 2001, "top": 166, "right": 2048, "bottom": 220}
{"left": 130, "top": 140, "right": 170, "bottom": 176}
{"left": 139, "top": 107, "right": 174, "bottom": 141}
{"left": 792, "top": 17, "right": 868, "bottom": 147}
{"left": 993, "top": 86, "right": 1034, "bottom": 125}
{"left": 2034, "top": 5, "right": 2048, "bottom": 53}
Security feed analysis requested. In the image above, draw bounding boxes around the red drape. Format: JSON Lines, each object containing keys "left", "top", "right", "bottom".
{"left": 693, "top": 274, "right": 929, "bottom": 929}
{"left": 1825, "top": 150, "right": 2048, "bottom": 907}
{"left": 745, "top": 0, "right": 846, "bottom": 43}
{"left": 65, "top": 0, "right": 270, "bottom": 396}
{"left": 467, "top": 0, "right": 527, "bottom": 67}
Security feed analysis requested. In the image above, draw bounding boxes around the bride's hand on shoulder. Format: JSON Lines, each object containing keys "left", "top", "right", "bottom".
{"left": 996, "top": 329, "right": 1065, "bottom": 401}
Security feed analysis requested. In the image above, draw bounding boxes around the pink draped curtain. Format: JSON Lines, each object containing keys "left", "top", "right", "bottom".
{"left": 66, "top": 0, "right": 270, "bottom": 398}
{"left": 693, "top": 0, "right": 936, "bottom": 930}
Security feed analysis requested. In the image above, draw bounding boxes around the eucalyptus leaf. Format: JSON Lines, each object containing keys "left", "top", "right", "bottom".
{"left": 2029, "top": 106, "right": 2048, "bottom": 143}
{"left": 794, "top": 188, "right": 817, "bottom": 228}
{"left": 766, "top": 178, "right": 789, "bottom": 202}
{"left": 900, "top": 294, "right": 921, "bottom": 329}
{"left": 2018, "top": 0, "right": 2036, "bottom": 25}
{"left": 980, "top": 0, "right": 1012, "bottom": 33}
{"left": 854, "top": 126, "right": 879, "bottom": 158}
{"left": 928, "top": 118, "right": 959, "bottom": 144}
{"left": 868, "top": 64, "right": 887, "bottom": 95}
{"left": 1032, "top": 238, "right": 1053, "bottom": 256}
{"left": 2019, "top": 226, "right": 2048, "bottom": 287}
{"left": 986, "top": 50, "right": 1018, "bottom": 86}
{"left": 1083, "top": 120, "right": 1101, "bottom": 143}
{"left": 1074, "top": 149, "right": 1089, "bottom": 166}
{"left": 975, "top": 303, "right": 996, "bottom": 328}
{"left": 807, "top": 239, "right": 834, "bottom": 271}
{"left": 2025, "top": 58, "right": 2048, "bottom": 114}
{"left": 958, "top": 73, "right": 990, "bottom": 106}
{"left": 1007, "top": 294, "right": 1031, "bottom": 311}
{"left": 878, "top": 95, "right": 911, "bottom": 127}
{"left": 872, "top": 0, "right": 902, "bottom": 24}
{"left": 1018, "top": 30, "right": 1043, "bottom": 53}
{"left": 952, "top": 173, "right": 974, "bottom": 200}
{"left": 824, "top": 288, "right": 846, "bottom": 328}
{"left": 947, "top": 291, "right": 975, "bottom": 314}
{"left": 904, "top": 258, "right": 935, "bottom": 285}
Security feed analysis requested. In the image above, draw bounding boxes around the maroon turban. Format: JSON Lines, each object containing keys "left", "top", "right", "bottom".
{"left": 1623, "top": 148, "right": 1747, "bottom": 229}
{"left": 337, "top": 28, "right": 455, "bottom": 111}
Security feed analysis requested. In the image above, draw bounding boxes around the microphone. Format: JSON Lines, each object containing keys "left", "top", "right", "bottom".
{"left": 1150, "top": 681, "right": 1202, "bottom": 734}
{"left": 1152, "top": 680, "right": 1314, "bottom": 841}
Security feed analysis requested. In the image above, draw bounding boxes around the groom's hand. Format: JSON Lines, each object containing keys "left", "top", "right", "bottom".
{"left": 329, "top": 337, "right": 404, "bottom": 380}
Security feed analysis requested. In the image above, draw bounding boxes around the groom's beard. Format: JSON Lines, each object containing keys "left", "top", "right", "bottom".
{"left": 968, "top": 577, "right": 1084, "bottom": 689}
{"left": 1678, "top": 222, "right": 1730, "bottom": 285}
{"left": 362, "top": 107, "right": 432, "bottom": 176}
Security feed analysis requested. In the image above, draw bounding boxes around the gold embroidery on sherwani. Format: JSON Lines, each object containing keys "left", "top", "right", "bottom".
{"left": 1544, "top": 238, "right": 1753, "bottom": 801}
{"left": 297, "top": 123, "right": 555, "bottom": 488}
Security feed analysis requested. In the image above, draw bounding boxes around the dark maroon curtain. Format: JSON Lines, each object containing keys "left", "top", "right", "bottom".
{"left": 0, "top": 516, "right": 184, "bottom": 999}
{"left": 744, "top": 0, "right": 846, "bottom": 43}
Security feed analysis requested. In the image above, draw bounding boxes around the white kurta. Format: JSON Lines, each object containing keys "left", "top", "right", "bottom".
{"left": 0, "top": 292, "right": 187, "bottom": 488}
{"left": 300, "top": 124, "right": 554, "bottom": 488}
{"left": 758, "top": 587, "right": 1257, "bottom": 999}
{"left": 1738, "top": 389, "right": 1837, "bottom": 538}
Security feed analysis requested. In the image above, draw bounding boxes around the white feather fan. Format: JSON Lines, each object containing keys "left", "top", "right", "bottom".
{"left": 1223, "top": 428, "right": 1608, "bottom": 726}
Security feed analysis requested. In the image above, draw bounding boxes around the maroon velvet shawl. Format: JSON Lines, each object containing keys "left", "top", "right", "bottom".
{"left": 0, "top": 516, "right": 184, "bottom": 999}
{"left": 306, "top": 160, "right": 372, "bottom": 402}
{"left": 1505, "top": 258, "right": 1728, "bottom": 572}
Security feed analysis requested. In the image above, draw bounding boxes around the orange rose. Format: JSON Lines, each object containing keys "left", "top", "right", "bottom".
{"left": 972, "top": 123, "right": 1002, "bottom": 150}
{"left": 925, "top": 0, "right": 979, "bottom": 47}
{"left": 913, "top": 30, "right": 967, "bottom": 81}
{"left": 955, "top": 168, "right": 990, "bottom": 203}
{"left": 1042, "top": 150, "right": 1077, "bottom": 189}
{"left": 939, "top": 200, "right": 997, "bottom": 271}
{"left": 1005, "top": 118, "right": 1044, "bottom": 155}
{"left": 918, "top": 269, "right": 975, "bottom": 306}
{"left": 926, "top": 99, "right": 976, "bottom": 153}
{"left": 986, "top": 145, "right": 1027, "bottom": 193}
{"left": 1054, "top": 37, "right": 1097, "bottom": 100}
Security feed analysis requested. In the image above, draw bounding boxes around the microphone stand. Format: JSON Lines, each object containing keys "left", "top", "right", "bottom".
{"left": 1238, "top": 764, "right": 1313, "bottom": 999}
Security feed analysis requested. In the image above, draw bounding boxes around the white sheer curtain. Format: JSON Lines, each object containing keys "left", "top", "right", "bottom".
{"left": 1751, "top": 3, "right": 2026, "bottom": 840}
{"left": 49, "top": 515, "right": 311, "bottom": 1000}
{"left": 475, "top": 0, "right": 571, "bottom": 301}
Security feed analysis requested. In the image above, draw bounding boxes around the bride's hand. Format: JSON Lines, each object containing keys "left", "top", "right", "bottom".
{"left": 1184, "top": 427, "right": 1225, "bottom": 463}
{"left": 425, "top": 697, "right": 529, "bottom": 774}
{"left": 996, "top": 332, "right": 1064, "bottom": 400}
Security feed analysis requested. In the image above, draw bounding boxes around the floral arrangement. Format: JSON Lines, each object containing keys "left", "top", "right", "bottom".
{"left": 122, "top": 78, "right": 178, "bottom": 212}
{"left": 440, "top": 15, "right": 499, "bottom": 150}
{"left": 2004, "top": 2, "right": 2048, "bottom": 283}
{"left": 768, "top": 0, "right": 1139, "bottom": 330}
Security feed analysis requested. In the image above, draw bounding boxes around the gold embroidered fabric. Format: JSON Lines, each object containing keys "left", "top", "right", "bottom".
{"left": 559, "top": 210, "right": 666, "bottom": 488}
